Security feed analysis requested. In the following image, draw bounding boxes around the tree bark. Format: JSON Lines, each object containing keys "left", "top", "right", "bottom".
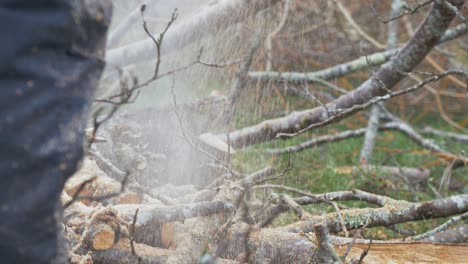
{"left": 284, "top": 194, "right": 468, "bottom": 234}
{"left": 218, "top": 0, "right": 465, "bottom": 148}
{"left": 247, "top": 23, "right": 467, "bottom": 82}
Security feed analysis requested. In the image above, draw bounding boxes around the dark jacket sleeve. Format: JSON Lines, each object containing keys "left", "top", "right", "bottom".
{"left": 0, "top": 1, "right": 111, "bottom": 263}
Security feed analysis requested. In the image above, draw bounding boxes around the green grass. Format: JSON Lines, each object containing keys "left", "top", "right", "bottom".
{"left": 230, "top": 108, "right": 467, "bottom": 239}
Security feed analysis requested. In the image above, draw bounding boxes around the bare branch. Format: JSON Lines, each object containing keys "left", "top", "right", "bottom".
{"left": 411, "top": 211, "right": 468, "bottom": 241}
{"left": 284, "top": 194, "right": 468, "bottom": 234}
{"left": 370, "top": 0, "right": 434, "bottom": 23}
{"left": 247, "top": 23, "right": 467, "bottom": 82}
{"left": 222, "top": 0, "right": 465, "bottom": 147}
{"left": 334, "top": 0, "right": 386, "bottom": 49}
{"left": 420, "top": 126, "right": 468, "bottom": 142}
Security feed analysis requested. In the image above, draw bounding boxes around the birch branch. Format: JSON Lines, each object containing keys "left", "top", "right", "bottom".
{"left": 247, "top": 22, "right": 467, "bottom": 82}
{"left": 222, "top": 66, "right": 465, "bottom": 148}
{"left": 114, "top": 201, "right": 235, "bottom": 225}
{"left": 411, "top": 211, "right": 468, "bottom": 241}
{"left": 420, "top": 126, "right": 468, "bottom": 143}
{"left": 267, "top": 117, "right": 468, "bottom": 166}
{"left": 266, "top": 122, "right": 400, "bottom": 155}
{"left": 384, "top": 112, "right": 468, "bottom": 168}
{"left": 253, "top": 187, "right": 391, "bottom": 206}
{"left": 223, "top": 0, "right": 464, "bottom": 146}
{"left": 283, "top": 194, "right": 468, "bottom": 234}
{"left": 360, "top": 0, "right": 402, "bottom": 164}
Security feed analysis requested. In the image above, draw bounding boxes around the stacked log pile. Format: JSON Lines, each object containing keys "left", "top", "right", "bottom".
{"left": 62, "top": 156, "right": 468, "bottom": 264}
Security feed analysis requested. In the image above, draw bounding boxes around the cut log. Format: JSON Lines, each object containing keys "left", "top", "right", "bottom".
{"left": 89, "top": 238, "right": 173, "bottom": 264}
{"left": 88, "top": 223, "right": 116, "bottom": 250}
{"left": 77, "top": 207, "right": 129, "bottom": 254}
{"left": 114, "top": 201, "right": 235, "bottom": 247}
{"left": 334, "top": 241, "right": 468, "bottom": 264}
{"left": 219, "top": 224, "right": 468, "bottom": 263}
{"left": 65, "top": 158, "right": 121, "bottom": 205}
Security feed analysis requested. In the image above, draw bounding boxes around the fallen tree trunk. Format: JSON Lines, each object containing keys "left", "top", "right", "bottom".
{"left": 115, "top": 201, "right": 235, "bottom": 247}
{"left": 213, "top": 193, "right": 468, "bottom": 262}
{"left": 334, "top": 240, "right": 468, "bottom": 264}
{"left": 106, "top": 0, "right": 282, "bottom": 68}
{"left": 217, "top": 222, "right": 468, "bottom": 263}
{"left": 115, "top": 201, "right": 235, "bottom": 225}
{"left": 216, "top": 0, "right": 464, "bottom": 148}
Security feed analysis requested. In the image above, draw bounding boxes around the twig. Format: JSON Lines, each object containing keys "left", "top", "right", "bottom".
{"left": 63, "top": 177, "right": 97, "bottom": 208}
{"left": 253, "top": 186, "right": 391, "bottom": 206}
{"left": 247, "top": 23, "right": 467, "bottom": 82}
{"left": 225, "top": 14, "right": 264, "bottom": 114}
{"left": 332, "top": 202, "right": 349, "bottom": 238}
{"left": 130, "top": 208, "right": 140, "bottom": 256}
{"left": 391, "top": 159, "right": 420, "bottom": 202}
{"left": 444, "top": 0, "right": 468, "bottom": 24}
{"left": 420, "top": 126, "right": 468, "bottom": 143}
{"left": 334, "top": 0, "right": 386, "bottom": 49}
{"left": 382, "top": 108, "right": 468, "bottom": 167}
{"left": 88, "top": 8, "right": 182, "bottom": 149}
{"left": 370, "top": 0, "right": 434, "bottom": 23}
{"left": 342, "top": 216, "right": 370, "bottom": 261}
{"left": 265, "top": 0, "right": 291, "bottom": 71}
{"left": 411, "top": 211, "right": 468, "bottom": 240}
{"left": 439, "top": 159, "right": 456, "bottom": 195}
{"left": 277, "top": 70, "right": 466, "bottom": 138}
{"left": 357, "top": 239, "right": 372, "bottom": 264}
{"left": 268, "top": 122, "right": 401, "bottom": 155}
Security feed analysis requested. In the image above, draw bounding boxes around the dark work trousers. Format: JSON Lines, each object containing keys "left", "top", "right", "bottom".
{"left": 0, "top": 1, "right": 111, "bottom": 263}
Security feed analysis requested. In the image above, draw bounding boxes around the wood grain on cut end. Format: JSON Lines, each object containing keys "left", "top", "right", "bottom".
{"left": 161, "top": 222, "right": 175, "bottom": 249}
{"left": 92, "top": 224, "right": 116, "bottom": 250}
{"left": 335, "top": 242, "right": 468, "bottom": 264}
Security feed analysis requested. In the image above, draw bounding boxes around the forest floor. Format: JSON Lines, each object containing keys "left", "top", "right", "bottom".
{"left": 231, "top": 108, "right": 467, "bottom": 239}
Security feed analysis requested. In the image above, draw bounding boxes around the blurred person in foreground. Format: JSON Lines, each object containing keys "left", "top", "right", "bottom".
{"left": 0, "top": 1, "right": 112, "bottom": 263}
